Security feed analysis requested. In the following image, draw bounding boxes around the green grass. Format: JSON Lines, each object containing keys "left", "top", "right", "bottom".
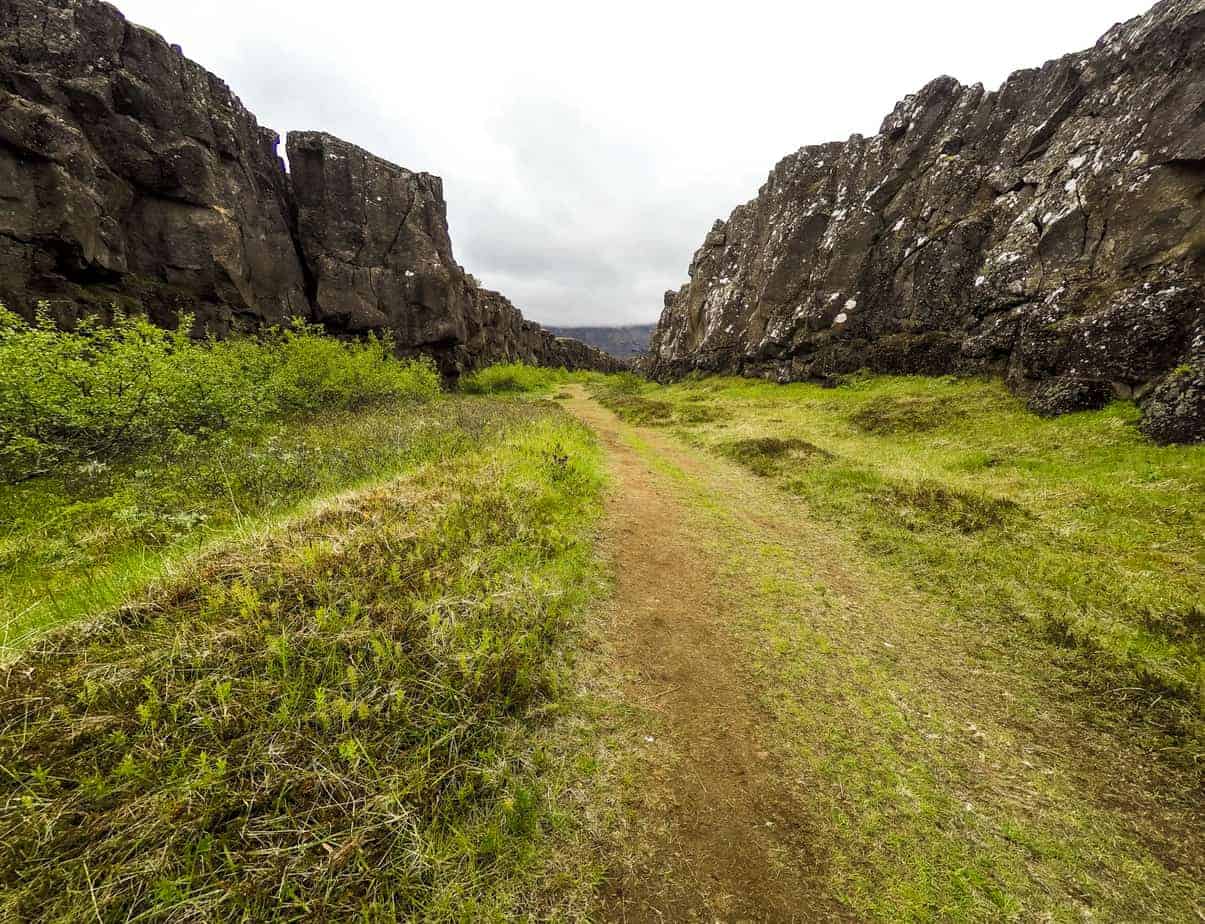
{"left": 0, "top": 399, "right": 518, "bottom": 652}
{"left": 603, "top": 384, "right": 1204, "bottom": 920}
{"left": 458, "top": 362, "right": 570, "bottom": 395}
{"left": 0, "top": 401, "right": 613, "bottom": 921}
{"left": 593, "top": 373, "right": 1204, "bottom": 750}
{"left": 457, "top": 362, "right": 618, "bottom": 398}
{"left": 0, "top": 307, "right": 438, "bottom": 483}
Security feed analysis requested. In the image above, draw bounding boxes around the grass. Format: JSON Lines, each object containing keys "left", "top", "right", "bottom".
{"left": 0, "top": 400, "right": 615, "bottom": 921}
{"left": 602, "top": 385, "right": 1204, "bottom": 921}
{"left": 5, "top": 352, "right": 1201, "bottom": 919}
{"left": 0, "top": 400, "right": 514, "bottom": 651}
{"left": 0, "top": 308, "right": 438, "bottom": 483}
{"left": 592, "top": 373, "right": 1205, "bottom": 747}
{"left": 459, "top": 363, "right": 578, "bottom": 395}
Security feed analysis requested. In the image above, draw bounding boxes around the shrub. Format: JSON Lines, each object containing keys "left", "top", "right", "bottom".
{"left": 459, "top": 362, "right": 565, "bottom": 395}
{"left": 0, "top": 307, "right": 439, "bottom": 482}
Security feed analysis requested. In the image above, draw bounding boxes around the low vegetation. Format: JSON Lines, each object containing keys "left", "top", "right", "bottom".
{"left": 0, "top": 310, "right": 445, "bottom": 649}
{"left": 0, "top": 383, "right": 613, "bottom": 918}
{"left": 598, "top": 374, "right": 1203, "bottom": 920}
{"left": 0, "top": 308, "right": 438, "bottom": 483}
{"left": 5, "top": 329, "right": 1201, "bottom": 919}
{"left": 458, "top": 362, "right": 570, "bottom": 395}
{"left": 592, "top": 373, "right": 1204, "bottom": 750}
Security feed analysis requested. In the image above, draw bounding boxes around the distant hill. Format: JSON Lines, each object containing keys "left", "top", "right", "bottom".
{"left": 549, "top": 325, "right": 656, "bottom": 360}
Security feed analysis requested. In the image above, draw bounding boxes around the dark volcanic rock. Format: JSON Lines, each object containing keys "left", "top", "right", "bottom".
{"left": 0, "top": 0, "right": 619, "bottom": 373}
{"left": 649, "top": 0, "right": 1205, "bottom": 441}
{"left": 285, "top": 131, "right": 623, "bottom": 374}
{"left": 0, "top": 0, "right": 309, "bottom": 332}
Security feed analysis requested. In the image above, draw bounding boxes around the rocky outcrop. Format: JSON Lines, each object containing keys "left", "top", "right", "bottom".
{"left": 650, "top": 0, "right": 1205, "bottom": 442}
{"left": 0, "top": 0, "right": 309, "bottom": 331}
{"left": 0, "top": 0, "right": 619, "bottom": 374}
{"left": 286, "top": 132, "right": 624, "bottom": 374}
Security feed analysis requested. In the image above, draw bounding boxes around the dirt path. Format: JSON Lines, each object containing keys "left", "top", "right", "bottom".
{"left": 563, "top": 384, "right": 1204, "bottom": 922}
{"left": 563, "top": 387, "right": 841, "bottom": 923}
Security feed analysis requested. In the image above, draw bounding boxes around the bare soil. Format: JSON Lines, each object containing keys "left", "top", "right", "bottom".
{"left": 563, "top": 388, "right": 846, "bottom": 923}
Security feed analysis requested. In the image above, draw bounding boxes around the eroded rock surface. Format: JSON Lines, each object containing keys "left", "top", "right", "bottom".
{"left": 0, "top": 0, "right": 620, "bottom": 373}
{"left": 649, "top": 0, "right": 1204, "bottom": 441}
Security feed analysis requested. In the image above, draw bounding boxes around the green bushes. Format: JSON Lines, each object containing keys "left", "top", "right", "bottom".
{"left": 0, "top": 308, "right": 439, "bottom": 482}
{"left": 459, "top": 362, "right": 566, "bottom": 394}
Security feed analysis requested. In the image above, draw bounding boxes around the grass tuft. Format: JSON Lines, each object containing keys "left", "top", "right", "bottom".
{"left": 849, "top": 394, "right": 966, "bottom": 435}
{"left": 717, "top": 437, "right": 833, "bottom": 477}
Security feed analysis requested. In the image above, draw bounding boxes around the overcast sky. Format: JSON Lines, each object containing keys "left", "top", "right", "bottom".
{"left": 117, "top": 0, "right": 1148, "bottom": 326}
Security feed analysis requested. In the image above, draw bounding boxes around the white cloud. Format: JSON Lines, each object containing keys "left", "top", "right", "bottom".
{"left": 116, "top": 0, "right": 1147, "bottom": 325}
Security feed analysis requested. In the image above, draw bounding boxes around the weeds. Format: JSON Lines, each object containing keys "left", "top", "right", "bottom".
{"left": 459, "top": 362, "right": 568, "bottom": 395}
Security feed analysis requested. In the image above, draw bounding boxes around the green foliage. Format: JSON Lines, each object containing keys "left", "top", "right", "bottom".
{"left": 459, "top": 362, "right": 567, "bottom": 395}
{"left": 0, "top": 306, "right": 439, "bottom": 482}
{"left": 0, "top": 409, "right": 607, "bottom": 921}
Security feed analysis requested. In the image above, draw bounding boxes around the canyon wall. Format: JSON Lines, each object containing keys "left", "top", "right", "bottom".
{"left": 649, "top": 0, "right": 1204, "bottom": 441}
{"left": 0, "top": 0, "right": 621, "bottom": 374}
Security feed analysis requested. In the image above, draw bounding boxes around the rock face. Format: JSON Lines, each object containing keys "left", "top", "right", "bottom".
{"left": 649, "top": 0, "right": 1205, "bottom": 442}
{"left": 0, "top": 0, "right": 620, "bottom": 374}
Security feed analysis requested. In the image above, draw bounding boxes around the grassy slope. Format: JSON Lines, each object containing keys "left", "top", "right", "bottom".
{"left": 0, "top": 396, "right": 619, "bottom": 921}
{"left": 2, "top": 400, "right": 488, "bottom": 651}
{"left": 592, "top": 374, "right": 1204, "bottom": 920}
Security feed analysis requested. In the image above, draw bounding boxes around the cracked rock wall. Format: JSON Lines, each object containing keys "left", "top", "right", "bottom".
{"left": 649, "top": 0, "right": 1204, "bottom": 441}
{"left": 0, "top": 0, "right": 622, "bottom": 374}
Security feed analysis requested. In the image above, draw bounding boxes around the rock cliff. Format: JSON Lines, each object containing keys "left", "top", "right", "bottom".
{"left": 0, "top": 0, "right": 621, "bottom": 374}
{"left": 649, "top": 0, "right": 1204, "bottom": 442}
